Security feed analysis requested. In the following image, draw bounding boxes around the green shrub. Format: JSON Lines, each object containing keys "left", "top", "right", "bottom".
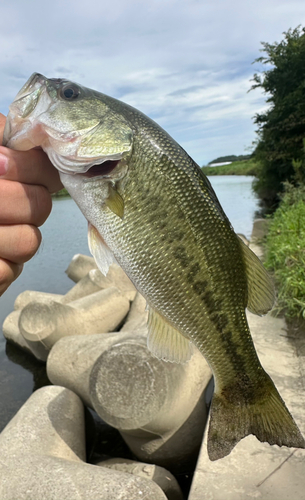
{"left": 264, "top": 183, "right": 305, "bottom": 317}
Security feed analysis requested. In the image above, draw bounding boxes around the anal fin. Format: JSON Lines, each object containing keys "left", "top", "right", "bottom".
{"left": 147, "top": 306, "right": 193, "bottom": 363}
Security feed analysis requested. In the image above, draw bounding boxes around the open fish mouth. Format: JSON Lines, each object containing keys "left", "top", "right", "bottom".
{"left": 83, "top": 160, "right": 120, "bottom": 178}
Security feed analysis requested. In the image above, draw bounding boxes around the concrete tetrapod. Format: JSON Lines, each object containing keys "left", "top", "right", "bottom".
{"left": 65, "top": 253, "right": 97, "bottom": 282}
{"left": 2, "top": 263, "right": 135, "bottom": 356}
{"left": 2, "top": 310, "right": 33, "bottom": 355}
{"left": 18, "top": 287, "right": 130, "bottom": 361}
{"left": 0, "top": 386, "right": 167, "bottom": 500}
{"left": 97, "top": 458, "right": 183, "bottom": 500}
{"left": 121, "top": 292, "right": 148, "bottom": 333}
{"left": 63, "top": 265, "right": 137, "bottom": 303}
{"left": 47, "top": 330, "right": 212, "bottom": 472}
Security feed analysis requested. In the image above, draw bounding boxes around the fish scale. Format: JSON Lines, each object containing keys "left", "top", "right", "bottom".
{"left": 3, "top": 72, "right": 305, "bottom": 461}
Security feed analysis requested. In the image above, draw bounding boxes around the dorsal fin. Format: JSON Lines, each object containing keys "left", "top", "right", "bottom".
{"left": 88, "top": 223, "right": 115, "bottom": 276}
{"left": 147, "top": 306, "right": 193, "bottom": 363}
{"left": 238, "top": 238, "right": 275, "bottom": 315}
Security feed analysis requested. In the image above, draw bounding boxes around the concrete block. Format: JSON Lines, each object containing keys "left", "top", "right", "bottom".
{"left": 14, "top": 290, "right": 64, "bottom": 310}
{"left": 0, "top": 386, "right": 167, "bottom": 500}
{"left": 90, "top": 339, "right": 211, "bottom": 472}
{"left": 105, "top": 264, "right": 137, "bottom": 301}
{"left": 63, "top": 266, "right": 136, "bottom": 304}
{"left": 97, "top": 458, "right": 183, "bottom": 500}
{"left": 121, "top": 292, "right": 148, "bottom": 333}
{"left": 47, "top": 330, "right": 211, "bottom": 472}
{"left": 65, "top": 253, "right": 97, "bottom": 282}
{"left": 2, "top": 310, "right": 34, "bottom": 354}
{"left": 47, "top": 332, "right": 133, "bottom": 408}
{"left": 19, "top": 287, "right": 130, "bottom": 361}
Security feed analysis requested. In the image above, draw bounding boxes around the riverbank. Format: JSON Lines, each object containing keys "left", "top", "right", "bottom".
{"left": 202, "top": 158, "right": 259, "bottom": 176}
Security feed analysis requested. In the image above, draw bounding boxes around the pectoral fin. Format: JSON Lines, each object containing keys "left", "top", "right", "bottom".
{"left": 105, "top": 185, "right": 125, "bottom": 219}
{"left": 88, "top": 222, "right": 116, "bottom": 276}
{"left": 238, "top": 238, "right": 275, "bottom": 315}
{"left": 147, "top": 307, "right": 193, "bottom": 363}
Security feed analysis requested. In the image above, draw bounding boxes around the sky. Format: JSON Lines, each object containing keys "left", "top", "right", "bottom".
{"left": 0, "top": 0, "right": 304, "bottom": 165}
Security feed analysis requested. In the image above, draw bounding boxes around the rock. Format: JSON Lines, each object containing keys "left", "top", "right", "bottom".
{"left": 65, "top": 253, "right": 97, "bottom": 282}
{"left": 0, "top": 386, "right": 166, "bottom": 500}
{"left": 19, "top": 288, "right": 130, "bottom": 361}
{"left": 97, "top": 458, "right": 183, "bottom": 500}
{"left": 47, "top": 331, "right": 212, "bottom": 472}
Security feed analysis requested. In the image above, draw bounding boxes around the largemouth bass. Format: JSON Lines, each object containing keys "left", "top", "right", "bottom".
{"left": 3, "top": 73, "right": 305, "bottom": 460}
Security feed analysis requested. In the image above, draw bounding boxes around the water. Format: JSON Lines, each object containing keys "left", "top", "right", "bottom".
{"left": 0, "top": 175, "right": 258, "bottom": 430}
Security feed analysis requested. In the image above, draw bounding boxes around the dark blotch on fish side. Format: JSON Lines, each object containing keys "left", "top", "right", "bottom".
{"left": 173, "top": 246, "right": 190, "bottom": 269}
{"left": 186, "top": 263, "right": 201, "bottom": 284}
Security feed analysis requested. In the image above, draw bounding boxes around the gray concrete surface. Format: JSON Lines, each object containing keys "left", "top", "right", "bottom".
{"left": 189, "top": 305, "right": 305, "bottom": 500}
{"left": 0, "top": 386, "right": 167, "bottom": 500}
{"left": 96, "top": 458, "right": 183, "bottom": 500}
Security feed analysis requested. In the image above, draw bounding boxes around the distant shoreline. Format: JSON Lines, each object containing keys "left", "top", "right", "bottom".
{"left": 202, "top": 159, "right": 258, "bottom": 176}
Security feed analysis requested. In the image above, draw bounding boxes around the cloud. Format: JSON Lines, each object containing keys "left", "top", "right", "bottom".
{"left": 0, "top": 0, "right": 304, "bottom": 163}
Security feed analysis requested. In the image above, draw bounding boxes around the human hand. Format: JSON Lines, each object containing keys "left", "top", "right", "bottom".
{"left": 0, "top": 113, "right": 63, "bottom": 296}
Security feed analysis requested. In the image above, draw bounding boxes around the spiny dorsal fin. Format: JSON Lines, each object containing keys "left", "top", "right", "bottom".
{"left": 238, "top": 238, "right": 275, "bottom": 316}
{"left": 88, "top": 222, "right": 115, "bottom": 276}
{"left": 105, "top": 185, "right": 124, "bottom": 219}
{"left": 147, "top": 306, "right": 193, "bottom": 363}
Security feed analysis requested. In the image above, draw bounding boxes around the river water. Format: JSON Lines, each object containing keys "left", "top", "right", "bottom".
{"left": 0, "top": 175, "right": 259, "bottom": 431}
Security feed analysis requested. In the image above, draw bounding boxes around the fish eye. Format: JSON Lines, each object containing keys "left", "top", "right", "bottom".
{"left": 60, "top": 84, "right": 81, "bottom": 100}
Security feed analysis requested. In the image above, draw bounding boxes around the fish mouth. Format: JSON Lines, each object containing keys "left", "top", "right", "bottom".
{"left": 83, "top": 160, "right": 120, "bottom": 178}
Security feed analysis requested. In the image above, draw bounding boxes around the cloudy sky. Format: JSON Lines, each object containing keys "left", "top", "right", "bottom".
{"left": 0, "top": 0, "right": 304, "bottom": 165}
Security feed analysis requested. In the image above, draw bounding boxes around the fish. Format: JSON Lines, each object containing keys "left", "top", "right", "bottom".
{"left": 3, "top": 73, "right": 305, "bottom": 460}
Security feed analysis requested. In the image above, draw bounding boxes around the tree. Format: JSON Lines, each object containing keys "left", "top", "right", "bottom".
{"left": 251, "top": 26, "right": 305, "bottom": 210}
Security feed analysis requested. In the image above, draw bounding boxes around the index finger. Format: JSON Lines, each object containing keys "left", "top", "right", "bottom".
{"left": 0, "top": 146, "right": 63, "bottom": 194}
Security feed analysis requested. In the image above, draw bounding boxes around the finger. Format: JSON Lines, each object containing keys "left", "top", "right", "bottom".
{"left": 0, "top": 145, "right": 63, "bottom": 194}
{"left": 0, "top": 179, "right": 52, "bottom": 226}
{"left": 0, "top": 259, "right": 23, "bottom": 297}
{"left": 0, "top": 224, "right": 42, "bottom": 264}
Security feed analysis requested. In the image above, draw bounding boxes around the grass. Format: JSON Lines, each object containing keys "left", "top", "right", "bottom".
{"left": 264, "top": 183, "right": 305, "bottom": 318}
{"left": 202, "top": 159, "right": 259, "bottom": 176}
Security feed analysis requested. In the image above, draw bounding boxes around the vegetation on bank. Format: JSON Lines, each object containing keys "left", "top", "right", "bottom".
{"left": 52, "top": 187, "right": 70, "bottom": 197}
{"left": 202, "top": 158, "right": 259, "bottom": 176}
{"left": 264, "top": 183, "right": 305, "bottom": 318}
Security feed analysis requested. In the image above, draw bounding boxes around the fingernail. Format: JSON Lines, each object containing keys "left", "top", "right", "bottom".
{"left": 0, "top": 153, "right": 8, "bottom": 176}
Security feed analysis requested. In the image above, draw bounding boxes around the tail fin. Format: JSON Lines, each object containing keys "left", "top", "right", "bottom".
{"left": 207, "top": 375, "right": 305, "bottom": 461}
